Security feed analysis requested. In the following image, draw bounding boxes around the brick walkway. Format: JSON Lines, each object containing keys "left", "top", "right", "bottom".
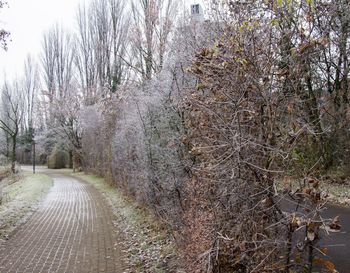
{"left": 0, "top": 174, "right": 125, "bottom": 273}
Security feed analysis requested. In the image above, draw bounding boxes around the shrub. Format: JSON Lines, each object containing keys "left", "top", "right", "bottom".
{"left": 47, "top": 145, "right": 69, "bottom": 169}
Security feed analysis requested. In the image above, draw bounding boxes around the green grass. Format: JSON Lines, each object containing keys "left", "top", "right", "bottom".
{"left": 0, "top": 172, "right": 53, "bottom": 239}
{"left": 72, "top": 172, "right": 181, "bottom": 273}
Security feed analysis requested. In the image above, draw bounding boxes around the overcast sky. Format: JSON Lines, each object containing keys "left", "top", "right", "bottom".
{"left": 0, "top": 0, "right": 85, "bottom": 82}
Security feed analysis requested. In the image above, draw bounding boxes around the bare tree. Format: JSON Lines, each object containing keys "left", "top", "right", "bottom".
{"left": 0, "top": 81, "right": 24, "bottom": 172}
{"left": 76, "top": 2, "right": 98, "bottom": 100}
{"left": 41, "top": 25, "right": 75, "bottom": 102}
{"left": 76, "top": 0, "right": 129, "bottom": 100}
{"left": 40, "top": 25, "right": 78, "bottom": 168}
{"left": 130, "top": 0, "right": 177, "bottom": 80}
{"left": 109, "top": 0, "right": 130, "bottom": 91}
{"left": 23, "top": 55, "right": 38, "bottom": 131}
{"left": 90, "top": 0, "right": 111, "bottom": 91}
{"left": 41, "top": 29, "right": 56, "bottom": 103}
{"left": 52, "top": 25, "right": 75, "bottom": 99}
{"left": 52, "top": 93, "right": 83, "bottom": 169}
{"left": 22, "top": 55, "right": 39, "bottom": 170}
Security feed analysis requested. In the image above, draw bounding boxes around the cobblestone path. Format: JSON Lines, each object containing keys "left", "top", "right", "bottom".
{"left": 0, "top": 174, "right": 125, "bottom": 273}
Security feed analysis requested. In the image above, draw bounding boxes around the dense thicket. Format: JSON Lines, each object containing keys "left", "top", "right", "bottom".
{"left": 80, "top": 1, "right": 348, "bottom": 271}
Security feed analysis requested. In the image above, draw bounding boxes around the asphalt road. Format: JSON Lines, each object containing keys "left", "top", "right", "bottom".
{"left": 320, "top": 204, "right": 350, "bottom": 273}
{"left": 282, "top": 198, "right": 350, "bottom": 272}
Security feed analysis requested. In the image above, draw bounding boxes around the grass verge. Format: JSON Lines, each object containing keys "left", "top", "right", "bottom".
{"left": 279, "top": 176, "right": 350, "bottom": 207}
{"left": 0, "top": 171, "right": 53, "bottom": 240}
{"left": 72, "top": 172, "right": 182, "bottom": 273}
{"left": 320, "top": 183, "right": 350, "bottom": 206}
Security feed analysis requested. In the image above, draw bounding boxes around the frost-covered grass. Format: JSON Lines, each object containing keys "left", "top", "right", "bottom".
{"left": 322, "top": 183, "right": 350, "bottom": 206}
{"left": 0, "top": 165, "right": 10, "bottom": 179}
{"left": 279, "top": 176, "right": 350, "bottom": 207}
{"left": 0, "top": 171, "right": 53, "bottom": 240}
{"left": 72, "top": 172, "right": 182, "bottom": 273}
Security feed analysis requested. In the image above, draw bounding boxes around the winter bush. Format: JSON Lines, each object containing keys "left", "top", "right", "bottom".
{"left": 47, "top": 144, "right": 69, "bottom": 169}
{"left": 79, "top": 2, "right": 344, "bottom": 271}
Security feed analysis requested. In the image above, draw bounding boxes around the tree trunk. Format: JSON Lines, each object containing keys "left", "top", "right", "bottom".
{"left": 32, "top": 140, "right": 36, "bottom": 174}
{"left": 69, "top": 150, "right": 73, "bottom": 169}
{"left": 11, "top": 133, "right": 17, "bottom": 173}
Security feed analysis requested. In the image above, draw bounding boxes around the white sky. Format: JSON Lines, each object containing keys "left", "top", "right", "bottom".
{"left": 0, "top": 0, "right": 85, "bottom": 83}
{"left": 0, "top": 0, "right": 203, "bottom": 84}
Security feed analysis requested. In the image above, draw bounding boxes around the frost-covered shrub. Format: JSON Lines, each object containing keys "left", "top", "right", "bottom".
{"left": 110, "top": 77, "right": 188, "bottom": 220}
{"left": 79, "top": 17, "right": 217, "bottom": 270}
{"left": 47, "top": 144, "right": 69, "bottom": 169}
{"left": 0, "top": 154, "right": 8, "bottom": 166}
{"left": 80, "top": 100, "right": 116, "bottom": 180}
